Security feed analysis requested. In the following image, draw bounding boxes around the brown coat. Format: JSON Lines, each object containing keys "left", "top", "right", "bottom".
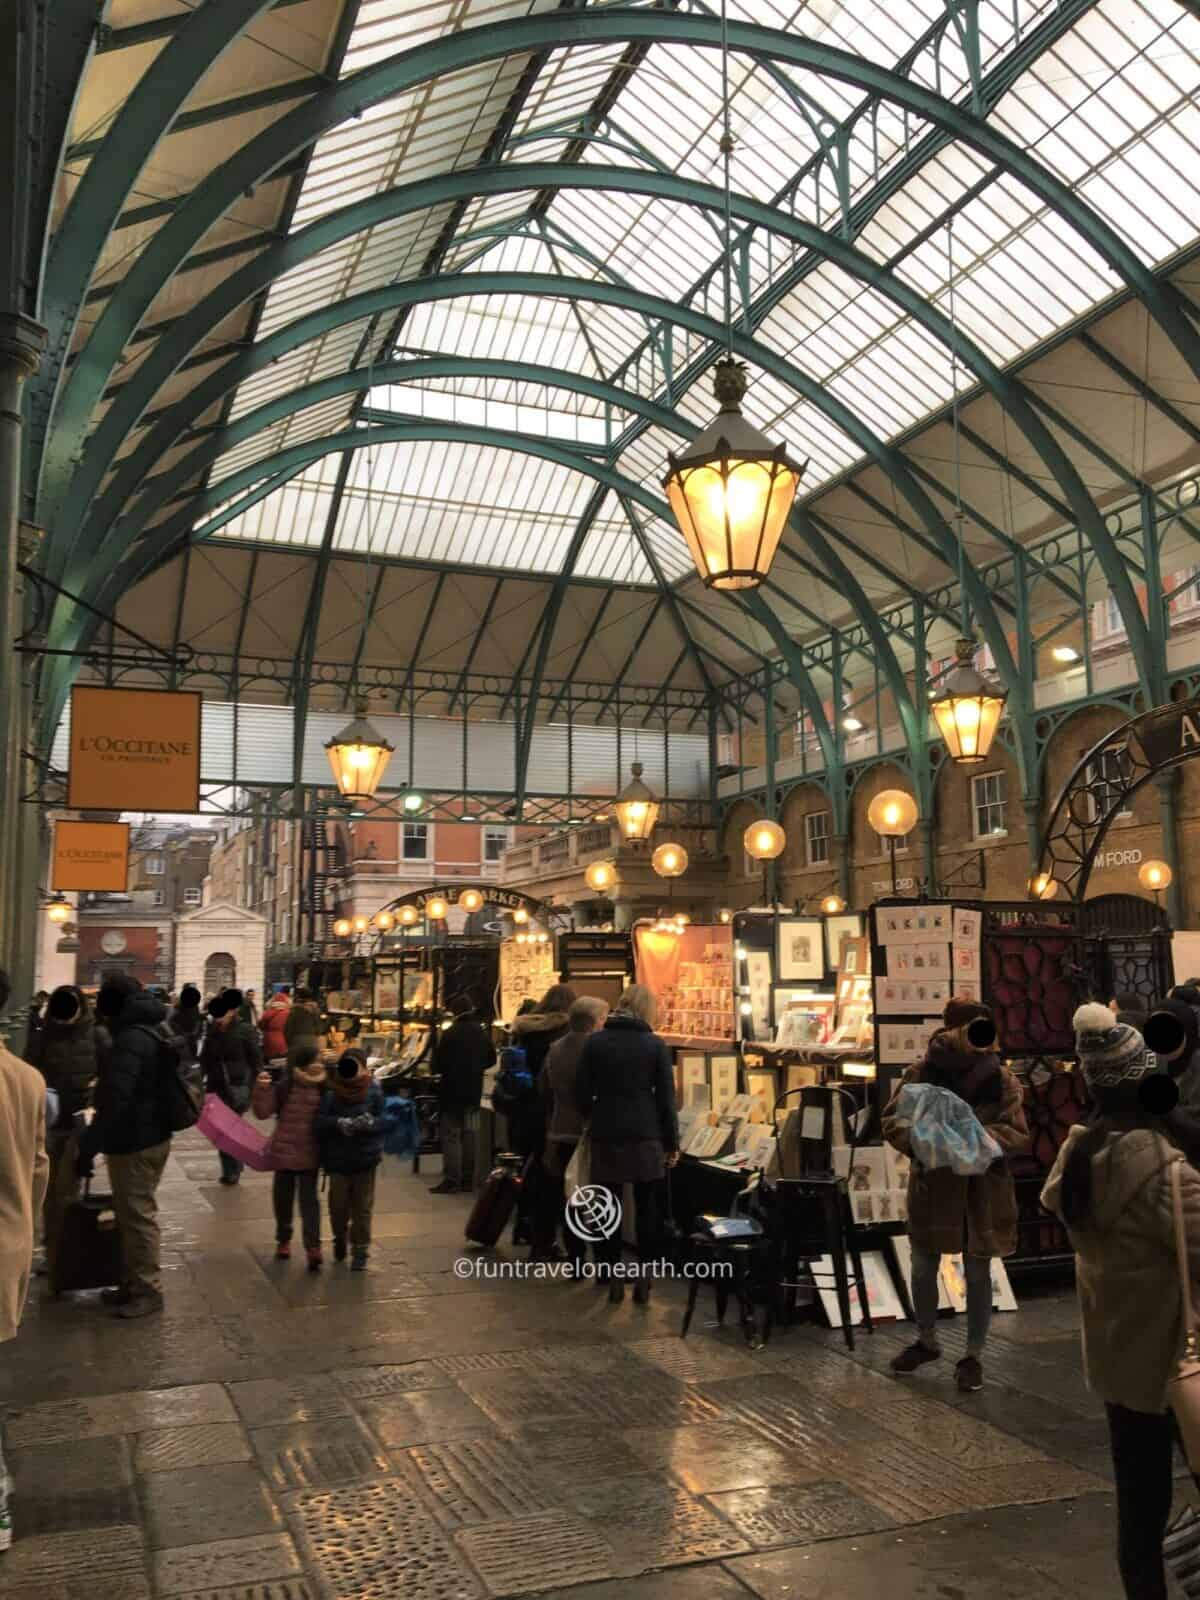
{"left": 883, "top": 1050, "right": 1030, "bottom": 1258}
{"left": 0, "top": 1043, "right": 49, "bottom": 1342}
{"left": 1042, "top": 1126, "right": 1200, "bottom": 1413}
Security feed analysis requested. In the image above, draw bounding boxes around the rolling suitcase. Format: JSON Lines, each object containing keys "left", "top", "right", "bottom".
{"left": 464, "top": 1153, "right": 528, "bottom": 1247}
{"left": 51, "top": 1179, "right": 124, "bottom": 1294}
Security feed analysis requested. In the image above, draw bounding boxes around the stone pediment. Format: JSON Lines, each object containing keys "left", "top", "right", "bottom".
{"left": 176, "top": 900, "right": 267, "bottom": 927}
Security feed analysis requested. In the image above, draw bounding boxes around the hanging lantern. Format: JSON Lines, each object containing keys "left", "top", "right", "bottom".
{"left": 353, "top": 915, "right": 369, "bottom": 934}
{"left": 333, "top": 917, "right": 352, "bottom": 938}
{"left": 398, "top": 904, "right": 419, "bottom": 927}
{"left": 512, "top": 907, "right": 529, "bottom": 926}
{"left": 1139, "top": 860, "right": 1173, "bottom": 893}
{"left": 375, "top": 910, "right": 394, "bottom": 932}
{"left": 459, "top": 888, "right": 484, "bottom": 914}
{"left": 718, "top": 908, "right": 732, "bottom": 924}
{"left": 867, "top": 790, "right": 918, "bottom": 839}
{"left": 820, "top": 893, "right": 846, "bottom": 916}
{"left": 1028, "top": 872, "right": 1059, "bottom": 901}
{"left": 325, "top": 699, "right": 394, "bottom": 800}
{"left": 613, "top": 762, "right": 660, "bottom": 843}
{"left": 402, "top": 790, "right": 424, "bottom": 813}
{"left": 585, "top": 861, "right": 615, "bottom": 893}
{"left": 930, "top": 637, "right": 1008, "bottom": 765}
{"left": 663, "top": 359, "right": 806, "bottom": 591}
{"left": 651, "top": 842, "right": 688, "bottom": 878}
{"left": 46, "top": 894, "right": 71, "bottom": 924}
{"left": 744, "top": 819, "right": 785, "bottom": 861}
{"left": 426, "top": 896, "right": 448, "bottom": 921}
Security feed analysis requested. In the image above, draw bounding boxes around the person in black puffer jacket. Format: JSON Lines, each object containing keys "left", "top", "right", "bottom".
{"left": 27, "top": 986, "right": 105, "bottom": 1280}
{"left": 204, "top": 989, "right": 263, "bottom": 1186}
{"left": 77, "top": 977, "right": 173, "bottom": 1318}
{"left": 168, "top": 983, "right": 203, "bottom": 1063}
{"left": 430, "top": 995, "right": 495, "bottom": 1194}
{"left": 315, "top": 1050, "right": 385, "bottom": 1269}
{"left": 577, "top": 983, "right": 678, "bottom": 1304}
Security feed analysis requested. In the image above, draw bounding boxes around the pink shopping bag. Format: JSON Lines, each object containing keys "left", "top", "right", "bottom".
{"left": 196, "top": 1093, "right": 274, "bottom": 1171}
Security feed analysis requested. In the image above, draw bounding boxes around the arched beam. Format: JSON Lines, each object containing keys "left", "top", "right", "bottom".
{"left": 39, "top": 8, "right": 1200, "bottom": 539}
{"left": 58, "top": 423, "right": 841, "bottom": 783}
{"left": 55, "top": 268, "right": 1018, "bottom": 756}
{"left": 25, "top": 0, "right": 278, "bottom": 502}
{"left": 59, "top": 165, "right": 1149, "bottom": 697}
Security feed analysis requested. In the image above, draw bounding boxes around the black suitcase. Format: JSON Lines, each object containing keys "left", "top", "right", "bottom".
{"left": 51, "top": 1181, "right": 123, "bottom": 1294}
{"left": 464, "top": 1154, "right": 527, "bottom": 1247}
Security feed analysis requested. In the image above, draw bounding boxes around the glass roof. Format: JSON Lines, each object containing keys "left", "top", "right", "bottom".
{"left": 200, "top": 0, "right": 1200, "bottom": 594}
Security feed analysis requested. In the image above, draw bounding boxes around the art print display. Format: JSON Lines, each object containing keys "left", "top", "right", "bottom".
{"left": 775, "top": 918, "right": 825, "bottom": 982}
{"left": 775, "top": 997, "right": 836, "bottom": 1047}
{"left": 939, "top": 1254, "right": 1019, "bottom": 1313}
{"left": 746, "top": 951, "right": 774, "bottom": 1038}
{"left": 887, "top": 942, "right": 950, "bottom": 979}
{"left": 838, "top": 935, "right": 870, "bottom": 981}
{"left": 877, "top": 904, "right": 952, "bottom": 944}
{"left": 814, "top": 1249, "right": 905, "bottom": 1327}
{"left": 710, "top": 1055, "right": 739, "bottom": 1112}
{"left": 953, "top": 907, "right": 982, "bottom": 948}
{"left": 874, "top": 976, "right": 950, "bottom": 1015}
{"left": 877, "top": 1019, "right": 941, "bottom": 1064}
{"left": 824, "top": 913, "right": 863, "bottom": 971}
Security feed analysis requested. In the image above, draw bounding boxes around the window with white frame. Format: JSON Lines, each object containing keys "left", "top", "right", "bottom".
{"left": 279, "top": 818, "right": 290, "bottom": 845}
{"left": 152, "top": 888, "right": 165, "bottom": 907}
{"left": 804, "top": 810, "right": 831, "bottom": 866}
{"left": 972, "top": 771, "right": 1008, "bottom": 837}
{"left": 282, "top": 863, "right": 292, "bottom": 895}
{"left": 878, "top": 829, "right": 910, "bottom": 857}
{"left": 183, "top": 887, "right": 201, "bottom": 906}
{"left": 1085, "top": 746, "right": 1132, "bottom": 822}
{"left": 280, "top": 910, "right": 290, "bottom": 944}
{"left": 1091, "top": 594, "right": 1126, "bottom": 642}
{"left": 1171, "top": 567, "right": 1200, "bottom": 618}
{"left": 484, "top": 827, "right": 509, "bottom": 863}
{"left": 145, "top": 855, "right": 164, "bottom": 875}
{"left": 403, "top": 822, "right": 430, "bottom": 861}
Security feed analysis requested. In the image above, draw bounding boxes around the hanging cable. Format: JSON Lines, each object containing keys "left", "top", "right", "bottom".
{"left": 720, "top": 0, "right": 734, "bottom": 357}
{"left": 947, "top": 216, "right": 968, "bottom": 636}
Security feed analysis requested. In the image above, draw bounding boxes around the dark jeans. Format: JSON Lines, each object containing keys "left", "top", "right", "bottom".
{"left": 273, "top": 1168, "right": 320, "bottom": 1249}
{"left": 219, "top": 1151, "right": 243, "bottom": 1183}
{"left": 594, "top": 1180, "right": 662, "bottom": 1279}
{"left": 532, "top": 1141, "right": 585, "bottom": 1263}
{"left": 1106, "top": 1400, "right": 1198, "bottom": 1598}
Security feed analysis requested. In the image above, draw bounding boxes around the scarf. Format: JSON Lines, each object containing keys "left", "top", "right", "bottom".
{"left": 332, "top": 1067, "right": 370, "bottom": 1103}
{"left": 291, "top": 1060, "right": 328, "bottom": 1091}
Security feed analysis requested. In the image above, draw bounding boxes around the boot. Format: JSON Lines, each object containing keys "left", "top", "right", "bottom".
{"left": 633, "top": 1280, "right": 652, "bottom": 1305}
{"left": 608, "top": 1281, "right": 625, "bottom": 1304}
{"left": 275, "top": 1241, "right": 292, "bottom": 1261}
{"left": 351, "top": 1252, "right": 369, "bottom": 1272}
{"left": 333, "top": 1237, "right": 347, "bottom": 1263}
{"left": 101, "top": 1285, "right": 132, "bottom": 1307}
{"left": 115, "top": 1291, "right": 164, "bottom": 1319}
{"left": 306, "top": 1248, "right": 323, "bottom": 1272}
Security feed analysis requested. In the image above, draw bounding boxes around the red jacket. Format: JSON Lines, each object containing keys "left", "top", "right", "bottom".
{"left": 261, "top": 997, "right": 290, "bottom": 1061}
{"left": 251, "top": 1059, "right": 326, "bottom": 1171}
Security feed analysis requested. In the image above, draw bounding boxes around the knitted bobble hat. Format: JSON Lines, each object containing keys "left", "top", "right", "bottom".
{"left": 1073, "top": 1002, "right": 1153, "bottom": 1088}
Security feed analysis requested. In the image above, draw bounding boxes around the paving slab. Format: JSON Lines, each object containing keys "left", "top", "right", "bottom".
{"left": 134, "top": 1421, "right": 253, "bottom": 1473}
{"left": 357, "top": 1386, "right": 494, "bottom": 1447}
{"left": 5, "top": 1382, "right": 238, "bottom": 1445}
{"left": 137, "top": 1461, "right": 284, "bottom": 1548}
{"left": 153, "top": 1532, "right": 305, "bottom": 1596}
{"left": 249, "top": 1417, "right": 392, "bottom": 1489}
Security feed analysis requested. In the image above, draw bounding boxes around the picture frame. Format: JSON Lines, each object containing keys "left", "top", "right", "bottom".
{"left": 813, "top": 1249, "right": 905, "bottom": 1327}
{"left": 824, "top": 912, "right": 864, "bottom": 972}
{"left": 839, "top": 935, "right": 870, "bottom": 982}
{"left": 775, "top": 917, "right": 825, "bottom": 982}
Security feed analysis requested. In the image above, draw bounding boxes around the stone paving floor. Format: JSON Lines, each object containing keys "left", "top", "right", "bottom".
{"left": 0, "top": 1131, "right": 1172, "bottom": 1598}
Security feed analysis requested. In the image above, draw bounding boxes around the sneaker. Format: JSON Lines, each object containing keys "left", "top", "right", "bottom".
{"left": 275, "top": 1242, "right": 292, "bottom": 1261}
{"left": 306, "top": 1248, "right": 323, "bottom": 1273}
{"left": 0, "top": 1507, "right": 11, "bottom": 1552}
{"left": 115, "top": 1292, "right": 164, "bottom": 1320}
{"left": 428, "top": 1179, "right": 458, "bottom": 1195}
{"left": 351, "top": 1252, "right": 368, "bottom": 1272}
{"left": 333, "top": 1237, "right": 347, "bottom": 1263}
{"left": 956, "top": 1355, "right": 984, "bottom": 1392}
{"left": 100, "top": 1286, "right": 132, "bottom": 1307}
{"left": 891, "top": 1341, "right": 942, "bottom": 1375}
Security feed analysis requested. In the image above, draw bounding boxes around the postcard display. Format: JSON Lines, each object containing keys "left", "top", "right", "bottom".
{"left": 634, "top": 923, "right": 735, "bottom": 1044}
{"left": 499, "top": 938, "right": 559, "bottom": 1022}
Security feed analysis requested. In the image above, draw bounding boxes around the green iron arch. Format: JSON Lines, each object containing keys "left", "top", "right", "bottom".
{"left": 37, "top": 9, "right": 1200, "bottom": 546}
{"left": 59, "top": 164, "right": 1151, "bottom": 708}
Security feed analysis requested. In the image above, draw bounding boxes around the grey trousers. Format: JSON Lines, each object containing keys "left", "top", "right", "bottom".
{"left": 441, "top": 1106, "right": 480, "bottom": 1187}
{"left": 910, "top": 1246, "right": 993, "bottom": 1356}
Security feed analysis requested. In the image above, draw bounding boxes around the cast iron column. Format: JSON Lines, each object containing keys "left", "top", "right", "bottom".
{"left": 1154, "top": 768, "right": 1184, "bottom": 929}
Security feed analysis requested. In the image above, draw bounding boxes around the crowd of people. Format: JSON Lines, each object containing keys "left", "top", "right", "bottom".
{"left": 432, "top": 981, "right": 680, "bottom": 1302}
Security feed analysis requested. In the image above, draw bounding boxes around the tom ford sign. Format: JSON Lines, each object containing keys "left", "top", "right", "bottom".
{"left": 68, "top": 687, "right": 202, "bottom": 812}
{"left": 1132, "top": 698, "right": 1200, "bottom": 770}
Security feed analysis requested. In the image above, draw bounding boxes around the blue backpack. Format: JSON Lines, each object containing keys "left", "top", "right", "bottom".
{"left": 382, "top": 1096, "right": 419, "bottom": 1158}
{"left": 493, "top": 1044, "right": 533, "bottom": 1107}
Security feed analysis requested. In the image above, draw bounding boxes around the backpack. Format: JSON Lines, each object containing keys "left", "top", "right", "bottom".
{"left": 382, "top": 1096, "right": 419, "bottom": 1158}
{"left": 135, "top": 1023, "right": 202, "bottom": 1134}
{"left": 493, "top": 1044, "right": 533, "bottom": 1109}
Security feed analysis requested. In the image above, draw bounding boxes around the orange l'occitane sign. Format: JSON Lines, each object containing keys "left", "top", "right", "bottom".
{"left": 67, "top": 687, "right": 202, "bottom": 812}
{"left": 52, "top": 820, "right": 131, "bottom": 891}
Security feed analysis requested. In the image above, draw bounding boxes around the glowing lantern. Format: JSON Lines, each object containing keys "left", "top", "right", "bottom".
{"left": 930, "top": 637, "right": 1008, "bottom": 765}
{"left": 613, "top": 762, "right": 660, "bottom": 843}
{"left": 324, "top": 699, "right": 394, "bottom": 799}
{"left": 426, "top": 896, "right": 448, "bottom": 921}
{"left": 585, "top": 861, "right": 615, "bottom": 893}
{"left": 459, "top": 888, "right": 484, "bottom": 914}
{"left": 651, "top": 842, "right": 688, "bottom": 878}
{"left": 744, "top": 820, "right": 785, "bottom": 860}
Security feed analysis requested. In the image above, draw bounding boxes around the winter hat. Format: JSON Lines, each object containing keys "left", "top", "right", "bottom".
{"left": 179, "top": 984, "right": 201, "bottom": 1009}
{"left": 47, "top": 985, "right": 83, "bottom": 1022}
{"left": 222, "top": 987, "right": 244, "bottom": 1009}
{"left": 1073, "top": 1002, "right": 1154, "bottom": 1087}
{"left": 96, "top": 975, "right": 139, "bottom": 1019}
{"left": 943, "top": 995, "right": 991, "bottom": 1032}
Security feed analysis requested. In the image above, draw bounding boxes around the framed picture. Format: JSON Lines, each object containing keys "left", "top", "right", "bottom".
{"left": 839, "top": 935, "right": 870, "bottom": 982}
{"left": 775, "top": 918, "right": 825, "bottom": 983}
{"left": 813, "top": 1249, "right": 905, "bottom": 1327}
{"left": 824, "top": 912, "right": 863, "bottom": 972}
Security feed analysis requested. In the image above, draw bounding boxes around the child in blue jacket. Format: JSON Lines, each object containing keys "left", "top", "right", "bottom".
{"left": 315, "top": 1050, "right": 385, "bottom": 1269}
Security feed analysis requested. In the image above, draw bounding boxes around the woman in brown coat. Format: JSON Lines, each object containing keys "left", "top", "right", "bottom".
{"left": 882, "top": 995, "right": 1029, "bottom": 1392}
